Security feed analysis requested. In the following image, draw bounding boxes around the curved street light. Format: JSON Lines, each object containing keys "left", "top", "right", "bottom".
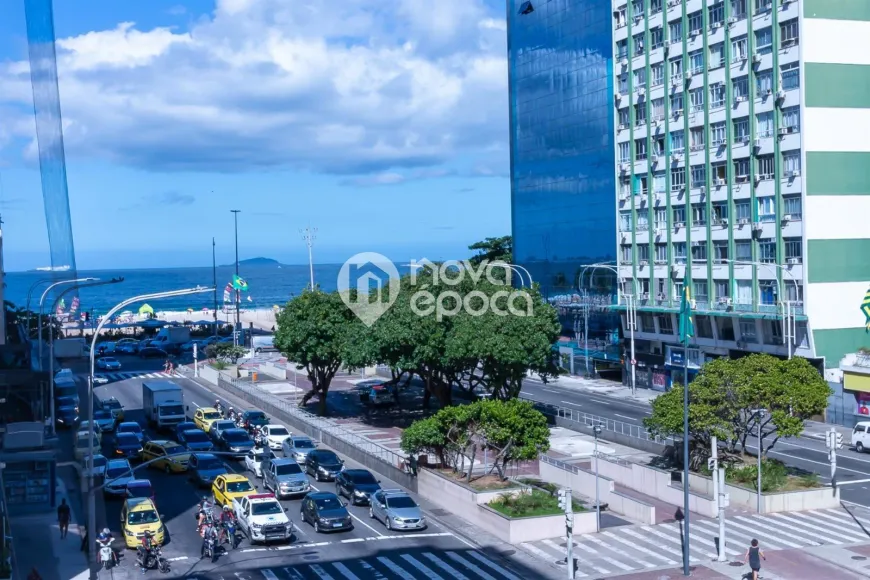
{"left": 24, "top": 277, "right": 54, "bottom": 337}
{"left": 37, "top": 278, "right": 97, "bottom": 368}
{"left": 86, "top": 286, "right": 213, "bottom": 579}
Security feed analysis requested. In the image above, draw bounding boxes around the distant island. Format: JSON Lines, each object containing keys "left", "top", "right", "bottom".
{"left": 220, "top": 257, "right": 284, "bottom": 267}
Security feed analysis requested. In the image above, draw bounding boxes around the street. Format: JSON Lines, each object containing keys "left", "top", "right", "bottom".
{"left": 519, "top": 376, "right": 870, "bottom": 507}
{"left": 63, "top": 354, "right": 534, "bottom": 579}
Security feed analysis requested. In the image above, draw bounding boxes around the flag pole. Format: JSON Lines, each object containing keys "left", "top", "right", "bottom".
{"left": 682, "top": 330, "right": 690, "bottom": 576}
{"left": 212, "top": 237, "right": 218, "bottom": 337}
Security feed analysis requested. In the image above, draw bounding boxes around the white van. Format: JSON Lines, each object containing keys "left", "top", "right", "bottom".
{"left": 851, "top": 422, "right": 870, "bottom": 452}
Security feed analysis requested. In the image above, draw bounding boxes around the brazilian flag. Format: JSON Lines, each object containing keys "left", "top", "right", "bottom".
{"left": 862, "top": 285, "right": 870, "bottom": 333}
{"left": 232, "top": 275, "right": 248, "bottom": 292}
{"left": 679, "top": 273, "right": 695, "bottom": 344}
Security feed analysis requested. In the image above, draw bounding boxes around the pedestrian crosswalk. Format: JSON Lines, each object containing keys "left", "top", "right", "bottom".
{"left": 77, "top": 370, "right": 184, "bottom": 384}
{"left": 522, "top": 507, "right": 870, "bottom": 578}
{"left": 185, "top": 549, "right": 522, "bottom": 580}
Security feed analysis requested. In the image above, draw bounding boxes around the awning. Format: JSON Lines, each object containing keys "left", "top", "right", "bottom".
{"left": 845, "top": 371, "right": 870, "bottom": 393}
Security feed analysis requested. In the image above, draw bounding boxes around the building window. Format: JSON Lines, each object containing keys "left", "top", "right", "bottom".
{"left": 781, "top": 62, "right": 800, "bottom": 91}
{"left": 713, "top": 240, "right": 729, "bottom": 261}
{"left": 616, "top": 40, "right": 628, "bottom": 60}
{"left": 731, "top": 35, "right": 749, "bottom": 63}
{"left": 651, "top": 98, "right": 665, "bottom": 121}
{"left": 736, "top": 240, "right": 751, "bottom": 261}
{"left": 764, "top": 320, "right": 784, "bottom": 345}
{"left": 780, "top": 19, "right": 799, "bottom": 48}
{"left": 619, "top": 178, "right": 631, "bottom": 197}
{"left": 670, "top": 130, "right": 685, "bottom": 154}
{"left": 732, "top": 0, "right": 747, "bottom": 19}
{"left": 786, "top": 283, "right": 803, "bottom": 304}
{"left": 635, "top": 138, "right": 647, "bottom": 160}
{"left": 757, "top": 155, "right": 774, "bottom": 179}
{"left": 734, "top": 158, "right": 750, "bottom": 181}
{"left": 691, "top": 164, "right": 706, "bottom": 188}
{"left": 735, "top": 201, "right": 751, "bottom": 221}
{"left": 655, "top": 208, "right": 668, "bottom": 230}
{"left": 670, "top": 91, "right": 683, "bottom": 114}
{"left": 710, "top": 83, "right": 726, "bottom": 108}
{"left": 692, "top": 203, "right": 707, "bottom": 226}
{"left": 670, "top": 58, "right": 683, "bottom": 82}
{"left": 618, "top": 74, "right": 628, "bottom": 94}
{"left": 669, "top": 20, "right": 683, "bottom": 44}
{"left": 733, "top": 117, "right": 750, "bottom": 141}
{"left": 755, "top": 27, "right": 772, "bottom": 55}
{"left": 755, "top": 0, "right": 772, "bottom": 11}
{"left": 709, "top": 43, "right": 724, "bottom": 69}
{"left": 712, "top": 202, "right": 728, "bottom": 222}
{"left": 715, "top": 279, "right": 730, "bottom": 298}
{"left": 638, "top": 244, "right": 650, "bottom": 261}
{"left": 653, "top": 136, "right": 666, "bottom": 157}
{"left": 653, "top": 172, "right": 666, "bottom": 193}
{"left": 711, "top": 122, "right": 727, "bottom": 146}
{"left": 618, "top": 142, "right": 630, "bottom": 163}
{"left": 709, "top": 3, "right": 725, "bottom": 26}
{"left": 783, "top": 151, "right": 801, "bottom": 174}
{"left": 633, "top": 68, "right": 646, "bottom": 88}
{"left": 651, "top": 0, "right": 663, "bottom": 14}
{"left": 783, "top": 195, "right": 802, "bottom": 220}
{"left": 756, "top": 70, "right": 773, "bottom": 95}
{"left": 673, "top": 206, "right": 687, "bottom": 225}
{"left": 691, "top": 240, "right": 708, "bottom": 261}
{"left": 635, "top": 175, "right": 649, "bottom": 196}
{"left": 740, "top": 320, "right": 758, "bottom": 343}
{"left": 689, "top": 88, "right": 705, "bottom": 112}
{"left": 689, "top": 50, "right": 705, "bottom": 74}
{"left": 756, "top": 111, "right": 774, "bottom": 138}
{"left": 618, "top": 107, "right": 630, "bottom": 127}
{"left": 658, "top": 315, "right": 674, "bottom": 334}
{"left": 633, "top": 33, "right": 645, "bottom": 57}
{"left": 635, "top": 103, "right": 647, "bottom": 126}
{"left": 615, "top": 6, "right": 626, "bottom": 27}
{"left": 651, "top": 27, "right": 664, "bottom": 50}
{"left": 758, "top": 197, "right": 776, "bottom": 222}
{"left": 671, "top": 166, "right": 686, "bottom": 190}
{"left": 759, "top": 281, "right": 777, "bottom": 305}
{"left": 782, "top": 106, "right": 800, "bottom": 133}
{"left": 694, "top": 281, "right": 709, "bottom": 303}
{"left": 758, "top": 237, "right": 776, "bottom": 262}
{"left": 655, "top": 243, "right": 668, "bottom": 262}
{"left": 688, "top": 11, "right": 703, "bottom": 35}
{"left": 620, "top": 211, "right": 633, "bottom": 232}
{"left": 690, "top": 127, "right": 705, "bottom": 151}
{"left": 621, "top": 245, "right": 633, "bottom": 262}
{"left": 674, "top": 282, "right": 684, "bottom": 300}
{"left": 632, "top": 0, "right": 644, "bottom": 16}
{"left": 674, "top": 242, "right": 687, "bottom": 264}
{"left": 712, "top": 162, "right": 727, "bottom": 183}
{"left": 785, "top": 237, "right": 802, "bottom": 262}
{"left": 651, "top": 63, "right": 664, "bottom": 88}
{"left": 732, "top": 76, "right": 749, "bottom": 101}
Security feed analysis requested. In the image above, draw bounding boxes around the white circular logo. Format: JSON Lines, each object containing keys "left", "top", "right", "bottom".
{"left": 337, "top": 252, "right": 400, "bottom": 326}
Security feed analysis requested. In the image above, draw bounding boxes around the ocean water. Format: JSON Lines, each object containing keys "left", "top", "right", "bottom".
{"left": 5, "top": 263, "right": 345, "bottom": 316}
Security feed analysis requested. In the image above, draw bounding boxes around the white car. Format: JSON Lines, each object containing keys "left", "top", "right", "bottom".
{"left": 96, "top": 357, "right": 122, "bottom": 371}
{"left": 244, "top": 447, "right": 274, "bottom": 478}
{"left": 82, "top": 454, "right": 107, "bottom": 479}
{"left": 93, "top": 376, "right": 109, "bottom": 385}
{"left": 103, "top": 458, "right": 135, "bottom": 496}
{"left": 852, "top": 422, "right": 870, "bottom": 453}
{"left": 261, "top": 425, "right": 291, "bottom": 451}
{"left": 232, "top": 493, "right": 293, "bottom": 544}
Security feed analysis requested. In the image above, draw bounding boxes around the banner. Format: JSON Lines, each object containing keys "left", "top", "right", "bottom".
{"left": 222, "top": 283, "right": 233, "bottom": 303}
{"left": 69, "top": 296, "right": 80, "bottom": 314}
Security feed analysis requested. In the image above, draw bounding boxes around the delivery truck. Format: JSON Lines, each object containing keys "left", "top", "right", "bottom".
{"left": 54, "top": 338, "right": 88, "bottom": 358}
{"left": 149, "top": 326, "right": 191, "bottom": 351}
{"left": 142, "top": 381, "right": 185, "bottom": 430}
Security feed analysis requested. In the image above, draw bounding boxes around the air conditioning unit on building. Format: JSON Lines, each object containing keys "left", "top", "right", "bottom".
{"left": 715, "top": 178, "right": 725, "bottom": 187}
{"left": 635, "top": 12, "right": 643, "bottom": 21}
{"left": 619, "top": 163, "right": 629, "bottom": 173}
{"left": 790, "top": 170, "right": 801, "bottom": 178}
{"left": 619, "top": 192, "right": 629, "bottom": 202}
{"left": 787, "top": 257, "right": 800, "bottom": 265}
{"left": 699, "top": 186, "right": 706, "bottom": 194}
{"left": 778, "top": 127, "right": 789, "bottom": 136}
{"left": 652, "top": 120, "right": 659, "bottom": 128}
{"left": 690, "top": 28, "right": 702, "bottom": 37}
{"left": 638, "top": 87, "right": 646, "bottom": 96}
{"left": 671, "top": 153, "right": 681, "bottom": 162}
{"left": 641, "top": 292, "right": 650, "bottom": 299}
{"left": 765, "top": 88, "right": 773, "bottom": 97}
{"left": 620, "top": 58, "right": 629, "bottom": 68}
{"left": 617, "top": 123, "right": 626, "bottom": 131}
{"left": 776, "top": 89, "right": 786, "bottom": 101}
{"left": 753, "top": 137, "right": 761, "bottom": 148}
{"left": 711, "top": 21, "right": 721, "bottom": 30}
{"left": 782, "top": 214, "right": 792, "bottom": 222}
{"left": 720, "top": 217, "right": 728, "bottom": 227}
{"left": 651, "top": 154, "right": 659, "bottom": 164}
{"left": 736, "top": 340, "right": 746, "bottom": 348}
{"left": 685, "top": 71, "right": 693, "bottom": 81}
{"left": 752, "top": 222, "right": 763, "bottom": 231}
{"left": 752, "top": 52, "right": 763, "bottom": 64}
{"left": 615, "top": 92, "right": 623, "bottom": 102}
{"left": 668, "top": 0, "right": 680, "bottom": 6}
{"left": 738, "top": 218, "right": 749, "bottom": 226}
{"left": 735, "top": 96, "right": 746, "bottom": 103}
{"left": 718, "top": 297, "right": 732, "bottom": 305}
{"left": 639, "top": 261, "right": 648, "bottom": 267}
{"left": 657, "top": 292, "right": 667, "bottom": 300}
{"left": 674, "top": 222, "right": 685, "bottom": 229}
{"left": 727, "top": 16, "right": 738, "bottom": 25}
{"left": 671, "top": 78, "right": 681, "bottom": 88}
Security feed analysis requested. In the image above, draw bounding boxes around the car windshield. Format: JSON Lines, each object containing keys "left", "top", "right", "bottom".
{"left": 349, "top": 472, "right": 378, "bottom": 484}
{"left": 184, "top": 431, "right": 209, "bottom": 442}
{"left": 117, "top": 434, "right": 139, "bottom": 447}
{"left": 225, "top": 432, "right": 249, "bottom": 442}
{"left": 251, "top": 501, "right": 283, "bottom": 516}
{"left": 314, "top": 497, "right": 342, "bottom": 510}
{"left": 106, "top": 466, "right": 131, "bottom": 479}
{"left": 269, "top": 427, "right": 289, "bottom": 436}
{"left": 102, "top": 358, "right": 118, "bottom": 363}
{"left": 293, "top": 439, "right": 314, "bottom": 449}
{"left": 226, "top": 481, "right": 253, "bottom": 493}
{"left": 203, "top": 411, "right": 221, "bottom": 420}
{"left": 127, "top": 509, "right": 159, "bottom": 525}
{"left": 214, "top": 421, "right": 234, "bottom": 430}
{"left": 119, "top": 424, "right": 141, "bottom": 434}
{"left": 247, "top": 412, "right": 266, "bottom": 421}
{"left": 127, "top": 485, "right": 152, "bottom": 498}
{"left": 198, "top": 459, "right": 224, "bottom": 470}
{"left": 275, "top": 463, "right": 302, "bottom": 475}
{"left": 164, "top": 445, "right": 185, "bottom": 456}
{"left": 89, "top": 456, "right": 107, "bottom": 467}
{"left": 159, "top": 405, "right": 184, "bottom": 416}
{"left": 386, "top": 496, "right": 417, "bottom": 509}
{"left": 317, "top": 452, "right": 341, "bottom": 465}
{"left": 94, "top": 410, "right": 112, "bottom": 420}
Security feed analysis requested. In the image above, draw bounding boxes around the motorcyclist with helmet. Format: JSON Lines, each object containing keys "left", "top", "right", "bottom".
{"left": 197, "top": 496, "right": 215, "bottom": 532}
{"left": 214, "top": 399, "right": 224, "bottom": 416}
{"left": 96, "top": 527, "right": 118, "bottom": 566}
{"left": 219, "top": 504, "right": 237, "bottom": 546}
{"left": 137, "top": 530, "right": 156, "bottom": 572}
{"left": 200, "top": 517, "right": 218, "bottom": 559}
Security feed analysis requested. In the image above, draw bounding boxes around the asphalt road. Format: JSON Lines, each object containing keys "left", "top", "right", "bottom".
{"left": 63, "top": 354, "right": 535, "bottom": 580}
{"left": 520, "top": 377, "right": 870, "bottom": 507}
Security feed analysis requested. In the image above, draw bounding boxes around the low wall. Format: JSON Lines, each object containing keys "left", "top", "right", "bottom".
{"left": 199, "top": 365, "right": 219, "bottom": 386}
{"left": 539, "top": 458, "right": 656, "bottom": 525}
{"left": 687, "top": 472, "right": 840, "bottom": 513}
{"left": 260, "top": 362, "right": 287, "bottom": 380}
{"left": 417, "top": 468, "right": 595, "bottom": 543}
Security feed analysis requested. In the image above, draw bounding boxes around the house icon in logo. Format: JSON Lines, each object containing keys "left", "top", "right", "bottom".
{"left": 338, "top": 253, "right": 400, "bottom": 326}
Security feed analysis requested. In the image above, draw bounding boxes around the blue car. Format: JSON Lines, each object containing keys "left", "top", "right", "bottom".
{"left": 174, "top": 421, "right": 198, "bottom": 441}
{"left": 113, "top": 432, "right": 143, "bottom": 460}
{"left": 117, "top": 422, "right": 144, "bottom": 444}
{"left": 187, "top": 453, "right": 228, "bottom": 487}
{"left": 179, "top": 428, "right": 214, "bottom": 452}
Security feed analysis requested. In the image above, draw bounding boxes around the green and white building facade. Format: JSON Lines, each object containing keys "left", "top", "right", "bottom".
{"left": 612, "top": 0, "right": 870, "bottom": 382}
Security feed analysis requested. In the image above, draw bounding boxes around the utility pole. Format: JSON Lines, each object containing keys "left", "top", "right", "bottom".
{"left": 212, "top": 237, "right": 218, "bottom": 336}
{"left": 627, "top": 293, "right": 637, "bottom": 396}
{"left": 593, "top": 425, "right": 602, "bottom": 532}
{"left": 708, "top": 436, "right": 728, "bottom": 561}
{"left": 755, "top": 409, "right": 766, "bottom": 513}
{"left": 827, "top": 427, "right": 843, "bottom": 490}
{"left": 558, "top": 488, "right": 574, "bottom": 578}
{"left": 301, "top": 225, "right": 317, "bottom": 290}
{"left": 231, "top": 210, "right": 241, "bottom": 344}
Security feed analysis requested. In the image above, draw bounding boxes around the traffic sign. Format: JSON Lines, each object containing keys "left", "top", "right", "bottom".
{"left": 631, "top": 359, "right": 636, "bottom": 365}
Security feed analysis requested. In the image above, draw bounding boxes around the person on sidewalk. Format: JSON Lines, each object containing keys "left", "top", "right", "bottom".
{"left": 57, "top": 499, "right": 71, "bottom": 538}
{"left": 80, "top": 525, "right": 88, "bottom": 553}
{"left": 743, "top": 538, "right": 766, "bottom": 580}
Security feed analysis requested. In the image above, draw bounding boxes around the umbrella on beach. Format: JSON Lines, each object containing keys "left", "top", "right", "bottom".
{"left": 138, "top": 304, "right": 154, "bottom": 316}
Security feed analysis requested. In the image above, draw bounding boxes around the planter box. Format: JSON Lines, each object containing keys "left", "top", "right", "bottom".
{"left": 687, "top": 471, "right": 840, "bottom": 513}
{"left": 417, "top": 468, "right": 594, "bottom": 543}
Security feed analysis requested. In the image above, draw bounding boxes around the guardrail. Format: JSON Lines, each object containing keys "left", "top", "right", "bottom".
{"left": 540, "top": 453, "right": 580, "bottom": 474}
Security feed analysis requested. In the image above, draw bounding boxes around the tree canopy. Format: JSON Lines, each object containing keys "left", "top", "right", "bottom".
{"left": 206, "top": 342, "right": 248, "bottom": 364}
{"left": 468, "top": 236, "right": 512, "bottom": 266}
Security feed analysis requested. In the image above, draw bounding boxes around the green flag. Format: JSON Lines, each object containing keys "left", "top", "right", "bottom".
{"left": 232, "top": 275, "right": 248, "bottom": 292}
{"left": 862, "top": 285, "right": 870, "bottom": 333}
{"left": 678, "top": 274, "right": 694, "bottom": 344}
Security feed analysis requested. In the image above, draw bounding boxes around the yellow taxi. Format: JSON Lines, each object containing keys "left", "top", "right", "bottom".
{"left": 142, "top": 440, "right": 191, "bottom": 473}
{"left": 120, "top": 497, "right": 165, "bottom": 548}
{"left": 74, "top": 430, "right": 101, "bottom": 462}
{"left": 212, "top": 473, "right": 256, "bottom": 506}
{"left": 99, "top": 397, "right": 125, "bottom": 422}
{"left": 193, "top": 407, "right": 223, "bottom": 433}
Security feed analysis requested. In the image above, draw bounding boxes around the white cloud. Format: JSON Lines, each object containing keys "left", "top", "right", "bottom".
{"left": 0, "top": 0, "right": 509, "bottom": 176}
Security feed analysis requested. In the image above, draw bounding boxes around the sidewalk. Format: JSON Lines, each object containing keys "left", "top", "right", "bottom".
{"left": 10, "top": 478, "right": 89, "bottom": 580}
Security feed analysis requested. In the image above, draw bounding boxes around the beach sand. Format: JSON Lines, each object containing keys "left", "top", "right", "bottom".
{"left": 62, "top": 308, "right": 279, "bottom": 336}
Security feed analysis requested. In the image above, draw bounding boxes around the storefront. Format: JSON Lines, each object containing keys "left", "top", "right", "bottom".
{"left": 1, "top": 455, "right": 55, "bottom": 513}
{"left": 840, "top": 362, "right": 870, "bottom": 428}
{"left": 662, "top": 345, "right": 707, "bottom": 389}
{"left": 623, "top": 350, "right": 669, "bottom": 391}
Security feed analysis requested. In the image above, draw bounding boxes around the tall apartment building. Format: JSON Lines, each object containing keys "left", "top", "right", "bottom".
{"left": 509, "top": 0, "right": 870, "bottom": 387}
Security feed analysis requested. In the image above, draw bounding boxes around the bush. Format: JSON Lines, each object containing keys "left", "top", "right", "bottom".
{"left": 212, "top": 360, "right": 228, "bottom": 371}
{"left": 727, "top": 458, "right": 788, "bottom": 492}
{"left": 488, "top": 489, "right": 583, "bottom": 518}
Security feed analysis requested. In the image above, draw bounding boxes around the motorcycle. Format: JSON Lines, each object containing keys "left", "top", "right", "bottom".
{"left": 97, "top": 541, "right": 114, "bottom": 570}
{"left": 137, "top": 545, "right": 171, "bottom": 573}
{"left": 202, "top": 534, "right": 217, "bottom": 562}
{"left": 215, "top": 402, "right": 225, "bottom": 417}
{"left": 221, "top": 519, "right": 237, "bottom": 550}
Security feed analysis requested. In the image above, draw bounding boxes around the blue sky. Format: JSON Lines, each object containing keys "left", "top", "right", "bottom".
{"left": 0, "top": 0, "right": 510, "bottom": 271}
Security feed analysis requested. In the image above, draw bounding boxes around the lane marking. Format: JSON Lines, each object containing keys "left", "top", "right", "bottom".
{"left": 309, "top": 564, "right": 335, "bottom": 580}
{"left": 332, "top": 562, "right": 362, "bottom": 580}
{"left": 828, "top": 478, "right": 870, "bottom": 485}
{"left": 262, "top": 571, "right": 281, "bottom": 580}
{"left": 167, "top": 556, "right": 189, "bottom": 561}
{"left": 743, "top": 444, "right": 870, "bottom": 477}
{"left": 614, "top": 414, "right": 637, "bottom": 421}
{"left": 566, "top": 538, "right": 615, "bottom": 574}
{"left": 601, "top": 530, "right": 677, "bottom": 565}
{"left": 422, "top": 552, "right": 470, "bottom": 580}
{"left": 464, "top": 551, "right": 526, "bottom": 580}
{"left": 560, "top": 401, "right": 583, "bottom": 407}
{"left": 621, "top": 527, "right": 698, "bottom": 562}
{"left": 376, "top": 556, "right": 416, "bottom": 580}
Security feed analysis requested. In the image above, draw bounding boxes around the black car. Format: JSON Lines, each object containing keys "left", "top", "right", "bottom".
{"left": 178, "top": 428, "right": 214, "bottom": 452}
{"left": 219, "top": 428, "right": 255, "bottom": 457}
{"left": 300, "top": 492, "right": 352, "bottom": 533}
{"left": 188, "top": 453, "right": 228, "bottom": 487}
{"left": 56, "top": 400, "right": 79, "bottom": 429}
{"left": 139, "top": 347, "right": 168, "bottom": 359}
{"left": 335, "top": 469, "right": 381, "bottom": 505}
{"left": 240, "top": 410, "right": 269, "bottom": 431}
{"left": 174, "top": 421, "right": 197, "bottom": 440}
{"left": 305, "top": 450, "right": 344, "bottom": 482}
{"left": 113, "top": 432, "right": 143, "bottom": 460}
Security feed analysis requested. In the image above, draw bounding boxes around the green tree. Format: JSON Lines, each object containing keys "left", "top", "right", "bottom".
{"left": 274, "top": 290, "right": 363, "bottom": 415}
{"left": 479, "top": 398, "right": 550, "bottom": 478}
{"left": 468, "top": 236, "right": 512, "bottom": 266}
{"left": 205, "top": 342, "right": 248, "bottom": 364}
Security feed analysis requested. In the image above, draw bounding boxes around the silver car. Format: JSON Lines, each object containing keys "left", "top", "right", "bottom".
{"left": 369, "top": 490, "right": 427, "bottom": 531}
{"left": 209, "top": 419, "right": 237, "bottom": 444}
{"left": 262, "top": 457, "right": 310, "bottom": 498}
{"left": 281, "top": 435, "right": 317, "bottom": 463}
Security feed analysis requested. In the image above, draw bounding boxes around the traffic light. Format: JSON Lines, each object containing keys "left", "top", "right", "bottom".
{"left": 557, "top": 489, "right": 569, "bottom": 513}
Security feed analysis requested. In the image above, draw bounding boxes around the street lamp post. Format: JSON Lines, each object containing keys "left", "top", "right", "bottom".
{"left": 25, "top": 277, "right": 54, "bottom": 337}
{"left": 48, "top": 278, "right": 123, "bottom": 433}
{"left": 301, "top": 225, "right": 317, "bottom": 290}
{"left": 754, "top": 409, "right": 767, "bottom": 513}
{"left": 593, "top": 424, "right": 602, "bottom": 532}
{"left": 230, "top": 210, "right": 241, "bottom": 344}
{"left": 86, "top": 286, "right": 212, "bottom": 580}
{"left": 37, "top": 278, "right": 98, "bottom": 369}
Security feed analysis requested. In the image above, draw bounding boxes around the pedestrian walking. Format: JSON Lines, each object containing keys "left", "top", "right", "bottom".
{"left": 80, "top": 525, "right": 88, "bottom": 553}
{"left": 57, "top": 499, "right": 71, "bottom": 538}
{"left": 743, "top": 538, "right": 765, "bottom": 580}
{"left": 408, "top": 454, "right": 418, "bottom": 477}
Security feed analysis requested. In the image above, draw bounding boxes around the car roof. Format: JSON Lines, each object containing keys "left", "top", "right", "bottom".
{"left": 307, "top": 491, "right": 339, "bottom": 499}
{"left": 192, "top": 452, "right": 218, "bottom": 460}
{"left": 265, "top": 424, "right": 287, "bottom": 429}
{"left": 147, "top": 439, "right": 174, "bottom": 446}
{"left": 244, "top": 410, "right": 265, "bottom": 415}
{"left": 343, "top": 469, "right": 374, "bottom": 477}
{"left": 127, "top": 479, "right": 152, "bottom": 487}
{"left": 270, "top": 457, "right": 295, "bottom": 464}
{"left": 106, "top": 458, "right": 131, "bottom": 468}
{"left": 291, "top": 435, "right": 312, "bottom": 441}
{"left": 183, "top": 428, "right": 207, "bottom": 435}
{"left": 118, "top": 421, "right": 141, "bottom": 428}
{"left": 199, "top": 407, "right": 220, "bottom": 413}
{"left": 125, "top": 497, "right": 156, "bottom": 511}
{"left": 221, "top": 473, "right": 248, "bottom": 482}
{"left": 380, "top": 488, "right": 409, "bottom": 497}
{"left": 225, "top": 428, "right": 248, "bottom": 435}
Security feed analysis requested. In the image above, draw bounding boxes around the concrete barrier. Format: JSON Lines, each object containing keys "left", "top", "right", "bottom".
{"left": 260, "top": 362, "right": 287, "bottom": 380}
{"left": 416, "top": 468, "right": 596, "bottom": 543}
{"left": 687, "top": 471, "right": 840, "bottom": 513}
{"left": 199, "top": 365, "right": 219, "bottom": 386}
{"left": 538, "top": 457, "right": 657, "bottom": 525}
